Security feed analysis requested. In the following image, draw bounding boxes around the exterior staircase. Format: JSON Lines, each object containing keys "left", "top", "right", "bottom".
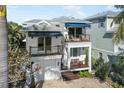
{"left": 61, "top": 71, "right": 80, "bottom": 81}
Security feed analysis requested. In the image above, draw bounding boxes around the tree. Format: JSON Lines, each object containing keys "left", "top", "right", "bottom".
{"left": 112, "top": 5, "right": 124, "bottom": 44}
{"left": 0, "top": 5, "right": 8, "bottom": 87}
{"left": 8, "top": 22, "right": 25, "bottom": 52}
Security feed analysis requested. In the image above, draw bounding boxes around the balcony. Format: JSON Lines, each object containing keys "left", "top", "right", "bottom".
{"left": 61, "top": 59, "right": 89, "bottom": 70}
{"left": 65, "top": 34, "right": 90, "bottom": 42}
{"left": 29, "top": 45, "right": 63, "bottom": 56}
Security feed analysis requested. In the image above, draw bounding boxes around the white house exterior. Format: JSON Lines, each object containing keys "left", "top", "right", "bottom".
{"left": 22, "top": 19, "right": 92, "bottom": 82}
{"left": 85, "top": 11, "right": 124, "bottom": 63}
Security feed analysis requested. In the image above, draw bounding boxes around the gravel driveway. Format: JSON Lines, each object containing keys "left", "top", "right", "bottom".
{"left": 40, "top": 78, "right": 112, "bottom": 88}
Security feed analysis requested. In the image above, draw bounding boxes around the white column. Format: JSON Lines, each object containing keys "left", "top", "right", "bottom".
{"left": 88, "top": 46, "right": 92, "bottom": 72}
{"left": 67, "top": 47, "right": 70, "bottom": 69}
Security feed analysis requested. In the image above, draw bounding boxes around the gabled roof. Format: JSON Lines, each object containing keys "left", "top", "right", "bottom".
{"left": 21, "top": 16, "right": 91, "bottom": 32}
{"left": 22, "top": 20, "right": 66, "bottom": 32}
{"left": 84, "top": 11, "right": 120, "bottom": 21}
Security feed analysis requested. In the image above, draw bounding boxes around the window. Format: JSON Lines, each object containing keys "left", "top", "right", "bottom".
{"left": 56, "top": 24, "right": 60, "bottom": 27}
{"left": 38, "top": 37, "right": 44, "bottom": 51}
{"left": 68, "top": 27, "right": 82, "bottom": 38}
{"left": 115, "top": 20, "right": 121, "bottom": 24}
{"left": 99, "top": 52, "right": 103, "bottom": 58}
{"left": 38, "top": 37, "right": 51, "bottom": 51}
{"left": 98, "top": 22, "right": 105, "bottom": 28}
{"left": 70, "top": 47, "right": 85, "bottom": 57}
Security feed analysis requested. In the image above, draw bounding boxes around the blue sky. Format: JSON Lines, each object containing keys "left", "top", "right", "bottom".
{"left": 7, "top": 5, "right": 119, "bottom": 24}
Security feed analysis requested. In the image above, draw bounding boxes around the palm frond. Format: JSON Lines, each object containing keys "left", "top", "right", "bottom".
{"left": 111, "top": 11, "right": 124, "bottom": 26}
{"left": 113, "top": 22, "right": 124, "bottom": 44}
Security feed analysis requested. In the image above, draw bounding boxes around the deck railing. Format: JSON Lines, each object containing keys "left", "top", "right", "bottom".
{"left": 65, "top": 34, "right": 90, "bottom": 42}
{"left": 29, "top": 45, "right": 63, "bottom": 56}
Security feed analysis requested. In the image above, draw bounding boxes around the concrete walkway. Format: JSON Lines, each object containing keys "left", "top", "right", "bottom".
{"left": 41, "top": 78, "right": 112, "bottom": 88}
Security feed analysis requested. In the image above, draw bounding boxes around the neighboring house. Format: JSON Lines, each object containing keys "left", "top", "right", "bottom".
{"left": 22, "top": 18, "right": 91, "bottom": 81}
{"left": 85, "top": 11, "right": 124, "bottom": 63}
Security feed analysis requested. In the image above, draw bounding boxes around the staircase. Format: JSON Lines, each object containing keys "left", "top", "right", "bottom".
{"left": 61, "top": 71, "right": 80, "bottom": 81}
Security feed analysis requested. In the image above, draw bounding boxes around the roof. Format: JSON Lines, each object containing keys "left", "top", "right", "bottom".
{"left": 22, "top": 20, "right": 67, "bottom": 32}
{"left": 84, "top": 11, "right": 120, "bottom": 21}
{"left": 21, "top": 16, "right": 91, "bottom": 32}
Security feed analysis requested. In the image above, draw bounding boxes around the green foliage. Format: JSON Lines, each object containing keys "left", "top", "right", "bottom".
{"left": 110, "top": 56, "right": 124, "bottom": 87}
{"left": 92, "top": 57, "right": 104, "bottom": 70}
{"left": 95, "top": 63, "right": 109, "bottom": 81}
{"left": 111, "top": 82, "right": 121, "bottom": 88}
{"left": 113, "top": 22, "right": 124, "bottom": 44}
{"left": 112, "top": 5, "right": 124, "bottom": 44}
{"left": 85, "top": 48, "right": 89, "bottom": 65}
{"left": 111, "top": 56, "right": 124, "bottom": 77}
{"left": 92, "top": 57, "right": 109, "bottom": 81}
{"left": 91, "top": 57, "right": 97, "bottom": 70}
{"left": 8, "top": 22, "right": 25, "bottom": 51}
{"left": 79, "top": 71, "right": 92, "bottom": 78}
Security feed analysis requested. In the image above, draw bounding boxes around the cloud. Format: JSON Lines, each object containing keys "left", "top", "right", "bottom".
{"left": 106, "top": 5, "right": 114, "bottom": 11}
{"left": 64, "top": 5, "right": 86, "bottom": 18}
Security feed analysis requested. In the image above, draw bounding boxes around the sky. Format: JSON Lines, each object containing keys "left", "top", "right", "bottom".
{"left": 7, "top": 5, "right": 119, "bottom": 24}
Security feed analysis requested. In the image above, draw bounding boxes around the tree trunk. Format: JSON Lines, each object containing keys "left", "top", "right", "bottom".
{"left": 0, "top": 5, "right": 8, "bottom": 88}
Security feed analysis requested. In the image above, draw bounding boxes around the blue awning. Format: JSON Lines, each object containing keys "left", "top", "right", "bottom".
{"left": 65, "top": 23, "right": 90, "bottom": 28}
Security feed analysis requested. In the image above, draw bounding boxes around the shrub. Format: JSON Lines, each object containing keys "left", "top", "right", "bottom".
{"left": 92, "top": 57, "right": 104, "bottom": 70}
{"left": 79, "top": 71, "right": 92, "bottom": 78}
{"left": 95, "top": 62, "right": 109, "bottom": 81}
{"left": 91, "top": 57, "right": 97, "bottom": 70}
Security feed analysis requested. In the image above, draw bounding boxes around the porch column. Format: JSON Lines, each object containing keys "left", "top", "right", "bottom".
{"left": 88, "top": 46, "right": 92, "bottom": 72}
{"left": 67, "top": 47, "right": 70, "bottom": 69}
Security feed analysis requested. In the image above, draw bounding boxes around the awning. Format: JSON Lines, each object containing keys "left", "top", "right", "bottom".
{"left": 65, "top": 23, "right": 90, "bottom": 28}
{"left": 28, "top": 31, "right": 63, "bottom": 37}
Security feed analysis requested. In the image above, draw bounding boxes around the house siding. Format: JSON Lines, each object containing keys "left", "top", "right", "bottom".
{"left": 86, "top": 18, "right": 115, "bottom": 62}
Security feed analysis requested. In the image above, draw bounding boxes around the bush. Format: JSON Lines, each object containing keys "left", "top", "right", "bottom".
{"left": 91, "top": 57, "right": 97, "bottom": 70}
{"left": 92, "top": 57, "right": 104, "bottom": 70}
{"left": 96, "top": 63, "right": 109, "bottom": 81}
{"left": 79, "top": 71, "right": 92, "bottom": 78}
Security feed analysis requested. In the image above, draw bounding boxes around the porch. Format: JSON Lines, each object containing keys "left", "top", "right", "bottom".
{"left": 61, "top": 59, "right": 88, "bottom": 70}
{"left": 62, "top": 41, "right": 91, "bottom": 72}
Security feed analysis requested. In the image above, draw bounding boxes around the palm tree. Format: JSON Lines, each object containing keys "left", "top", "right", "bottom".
{"left": 8, "top": 22, "right": 25, "bottom": 52}
{"left": 0, "top": 5, "right": 8, "bottom": 87}
{"left": 112, "top": 5, "right": 124, "bottom": 44}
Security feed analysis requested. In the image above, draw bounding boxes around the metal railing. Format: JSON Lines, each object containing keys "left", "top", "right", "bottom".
{"left": 65, "top": 34, "right": 90, "bottom": 42}
{"left": 30, "top": 45, "right": 63, "bottom": 56}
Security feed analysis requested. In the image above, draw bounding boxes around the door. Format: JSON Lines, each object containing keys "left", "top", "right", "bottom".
{"left": 38, "top": 37, "right": 45, "bottom": 52}
{"left": 45, "top": 37, "right": 51, "bottom": 53}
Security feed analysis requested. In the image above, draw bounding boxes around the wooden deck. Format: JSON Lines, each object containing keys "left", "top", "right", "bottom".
{"left": 61, "top": 71, "right": 80, "bottom": 80}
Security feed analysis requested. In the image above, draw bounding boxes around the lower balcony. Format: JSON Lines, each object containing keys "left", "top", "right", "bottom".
{"left": 61, "top": 59, "right": 89, "bottom": 70}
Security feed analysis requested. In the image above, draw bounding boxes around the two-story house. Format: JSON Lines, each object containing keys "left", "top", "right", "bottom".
{"left": 85, "top": 11, "right": 124, "bottom": 63}
{"left": 22, "top": 18, "right": 91, "bottom": 81}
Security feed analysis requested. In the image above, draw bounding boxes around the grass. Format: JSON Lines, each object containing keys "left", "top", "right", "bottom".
{"left": 79, "top": 71, "right": 93, "bottom": 78}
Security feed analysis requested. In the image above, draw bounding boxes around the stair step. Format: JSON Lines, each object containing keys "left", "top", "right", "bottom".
{"left": 62, "top": 71, "right": 79, "bottom": 80}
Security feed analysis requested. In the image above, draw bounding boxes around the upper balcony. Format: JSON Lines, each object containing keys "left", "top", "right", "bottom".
{"left": 65, "top": 34, "right": 90, "bottom": 42}
{"left": 29, "top": 45, "right": 63, "bottom": 56}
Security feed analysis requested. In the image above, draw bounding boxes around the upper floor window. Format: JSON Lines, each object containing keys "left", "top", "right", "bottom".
{"left": 98, "top": 22, "right": 105, "bottom": 28}
{"left": 115, "top": 20, "right": 121, "bottom": 24}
